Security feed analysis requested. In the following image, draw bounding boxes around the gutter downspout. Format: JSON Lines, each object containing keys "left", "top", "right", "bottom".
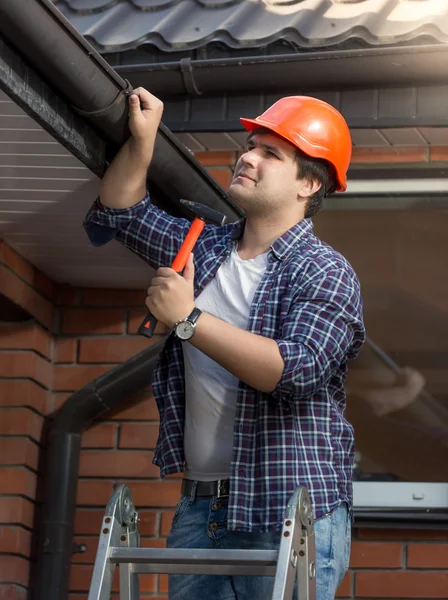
{"left": 35, "top": 341, "right": 164, "bottom": 600}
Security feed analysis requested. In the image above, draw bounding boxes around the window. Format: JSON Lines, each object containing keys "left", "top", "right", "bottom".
{"left": 317, "top": 190, "right": 448, "bottom": 524}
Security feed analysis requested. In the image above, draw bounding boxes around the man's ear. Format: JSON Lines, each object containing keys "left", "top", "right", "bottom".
{"left": 297, "top": 177, "right": 322, "bottom": 200}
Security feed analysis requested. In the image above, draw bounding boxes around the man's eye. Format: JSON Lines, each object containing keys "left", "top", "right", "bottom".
{"left": 265, "top": 150, "right": 277, "bottom": 158}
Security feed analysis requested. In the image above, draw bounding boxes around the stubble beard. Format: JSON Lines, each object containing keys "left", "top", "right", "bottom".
{"left": 229, "top": 182, "right": 270, "bottom": 218}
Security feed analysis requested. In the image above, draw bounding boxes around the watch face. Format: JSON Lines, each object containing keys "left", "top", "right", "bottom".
{"left": 175, "top": 320, "right": 194, "bottom": 341}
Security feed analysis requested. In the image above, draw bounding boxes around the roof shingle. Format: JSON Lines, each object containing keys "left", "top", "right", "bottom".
{"left": 54, "top": 0, "right": 448, "bottom": 53}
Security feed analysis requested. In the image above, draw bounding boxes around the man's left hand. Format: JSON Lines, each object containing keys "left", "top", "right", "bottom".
{"left": 146, "top": 253, "right": 195, "bottom": 328}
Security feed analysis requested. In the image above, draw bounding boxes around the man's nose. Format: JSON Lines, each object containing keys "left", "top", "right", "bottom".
{"left": 240, "top": 148, "right": 258, "bottom": 168}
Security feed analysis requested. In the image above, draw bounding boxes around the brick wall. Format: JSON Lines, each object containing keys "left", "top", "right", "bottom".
{"left": 1, "top": 142, "right": 448, "bottom": 599}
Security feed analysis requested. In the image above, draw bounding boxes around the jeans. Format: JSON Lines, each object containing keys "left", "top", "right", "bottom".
{"left": 167, "top": 483, "right": 351, "bottom": 600}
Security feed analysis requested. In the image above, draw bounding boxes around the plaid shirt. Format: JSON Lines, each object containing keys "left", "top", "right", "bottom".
{"left": 84, "top": 193, "right": 365, "bottom": 532}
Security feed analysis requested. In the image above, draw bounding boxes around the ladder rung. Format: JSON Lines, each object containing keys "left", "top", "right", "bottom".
{"left": 110, "top": 548, "right": 278, "bottom": 576}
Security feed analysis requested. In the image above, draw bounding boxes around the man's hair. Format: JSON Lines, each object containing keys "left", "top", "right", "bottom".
{"left": 294, "top": 147, "right": 336, "bottom": 218}
{"left": 246, "top": 127, "right": 336, "bottom": 218}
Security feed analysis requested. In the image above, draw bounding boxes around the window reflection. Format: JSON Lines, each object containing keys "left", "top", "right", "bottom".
{"left": 315, "top": 206, "right": 448, "bottom": 485}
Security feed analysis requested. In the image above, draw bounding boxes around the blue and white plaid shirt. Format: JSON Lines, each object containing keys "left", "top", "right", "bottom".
{"left": 84, "top": 193, "right": 365, "bottom": 532}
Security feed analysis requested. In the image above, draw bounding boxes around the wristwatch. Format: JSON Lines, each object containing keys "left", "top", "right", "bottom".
{"left": 173, "top": 307, "right": 202, "bottom": 341}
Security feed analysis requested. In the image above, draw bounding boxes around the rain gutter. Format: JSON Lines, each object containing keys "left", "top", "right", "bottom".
{"left": 0, "top": 0, "right": 242, "bottom": 221}
{"left": 114, "top": 44, "right": 448, "bottom": 96}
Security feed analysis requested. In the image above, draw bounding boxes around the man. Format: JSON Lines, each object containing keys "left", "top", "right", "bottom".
{"left": 84, "top": 88, "right": 365, "bottom": 599}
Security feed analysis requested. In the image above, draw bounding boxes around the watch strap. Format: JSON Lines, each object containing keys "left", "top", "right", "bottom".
{"left": 187, "top": 307, "right": 202, "bottom": 326}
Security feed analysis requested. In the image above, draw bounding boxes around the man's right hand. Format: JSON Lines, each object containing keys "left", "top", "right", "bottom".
{"left": 98, "top": 87, "right": 164, "bottom": 209}
{"left": 128, "top": 87, "right": 164, "bottom": 155}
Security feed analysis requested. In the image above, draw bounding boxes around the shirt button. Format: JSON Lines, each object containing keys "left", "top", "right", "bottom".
{"left": 209, "top": 522, "right": 218, "bottom": 531}
{"left": 213, "top": 502, "right": 222, "bottom": 510}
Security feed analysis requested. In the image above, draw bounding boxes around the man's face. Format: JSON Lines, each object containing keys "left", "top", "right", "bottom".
{"left": 228, "top": 131, "right": 306, "bottom": 219}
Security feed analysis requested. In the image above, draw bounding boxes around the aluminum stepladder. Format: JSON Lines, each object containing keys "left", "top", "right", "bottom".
{"left": 87, "top": 484, "right": 316, "bottom": 600}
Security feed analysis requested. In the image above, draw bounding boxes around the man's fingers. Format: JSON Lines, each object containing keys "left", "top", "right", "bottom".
{"left": 132, "top": 87, "right": 163, "bottom": 113}
{"left": 157, "top": 267, "right": 177, "bottom": 278}
{"left": 128, "top": 94, "right": 141, "bottom": 113}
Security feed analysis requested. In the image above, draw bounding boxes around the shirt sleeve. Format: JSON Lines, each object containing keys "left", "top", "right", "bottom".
{"left": 83, "top": 192, "right": 193, "bottom": 271}
{"left": 272, "top": 266, "right": 365, "bottom": 403}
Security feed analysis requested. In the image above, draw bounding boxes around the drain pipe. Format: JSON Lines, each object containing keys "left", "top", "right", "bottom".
{"left": 34, "top": 340, "right": 164, "bottom": 600}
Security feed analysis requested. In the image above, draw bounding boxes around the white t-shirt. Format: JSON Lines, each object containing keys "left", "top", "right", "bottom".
{"left": 182, "top": 243, "right": 269, "bottom": 481}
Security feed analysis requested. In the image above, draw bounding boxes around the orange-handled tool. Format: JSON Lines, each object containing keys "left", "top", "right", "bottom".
{"left": 138, "top": 199, "right": 227, "bottom": 338}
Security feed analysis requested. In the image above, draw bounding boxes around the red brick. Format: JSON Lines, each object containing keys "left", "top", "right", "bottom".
{"left": 408, "top": 543, "right": 448, "bottom": 569}
{"left": 0, "top": 438, "right": 39, "bottom": 470}
{"left": 0, "top": 584, "right": 28, "bottom": 600}
{"left": 127, "top": 308, "right": 169, "bottom": 335}
{"left": 69, "top": 564, "right": 100, "bottom": 592}
{"left": 0, "top": 526, "right": 31, "bottom": 556}
{"left": 0, "top": 497, "right": 34, "bottom": 529}
{"left": 0, "top": 380, "right": 48, "bottom": 414}
{"left": 76, "top": 480, "right": 113, "bottom": 506}
{"left": 138, "top": 511, "right": 158, "bottom": 536}
{"left": 78, "top": 336, "right": 157, "bottom": 363}
{"left": 119, "top": 423, "right": 159, "bottom": 449}
{"left": 160, "top": 511, "right": 174, "bottom": 537}
{"left": 53, "top": 365, "right": 112, "bottom": 392}
{"left": 0, "top": 266, "right": 54, "bottom": 329}
{"left": 69, "top": 564, "right": 156, "bottom": 593}
{"left": 82, "top": 289, "right": 147, "bottom": 307}
{"left": 159, "top": 573, "right": 168, "bottom": 594}
{"left": 0, "top": 556, "right": 29, "bottom": 586}
{"left": 336, "top": 571, "right": 351, "bottom": 597}
{"left": 430, "top": 146, "right": 448, "bottom": 161}
{"left": 82, "top": 423, "right": 117, "bottom": 448}
{"left": 34, "top": 270, "right": 57, "bottom": 303}
{"left": 122, "top": 480, "right": 182, "bottom": 508}
{"left": 350, "top": 541, "right": 403, "bottom": 568}
{"left": 0, "top": 408, "right": 43, "bottom": 441}
{"left": 358, "top": 529, "right": 448, "bottom": 541}
{"left": 0, "top": 323, "right": 52, "bottom": 358}
{"left": 79, "top": 451, "right": 159, "bottom": 478}
{"left": 351, "top": 146, "right": 428, "bottom": 163}
{"left": 52, "top": 393, "right": 70, "bottom": 412}
{"left": 107, "top": 391, "right": 159, "bottom": 421}
{"left": 61, "top": 309, "right": 125, "bottom": 334}
{"left": 55, "top": 338, "right": 77, "bottom": 363}
{"left": 58, "top": 284, "right": 80, "bottom": 306}
{"left": 74, "top": 510, "right": 105, "bottom": 535}
{"left": 138, "top": 574, "right": 157, "bottom": 593}
{"left": 0, "top": 351, "right": 52, "bottom": 389}
{"left": 194, "top": 151, "right": 236, "bottom": 166}
{"left": 0, "top": 264, "right": 23, "bottom": 303}
{"left": 142, "top": 538, "right": 166, "bottom": 549}
{"left": 0, "top": 242, "right": 34, "bottom": 285}
{"left": 0, "top": 468, "right": 36, "bottom": 498}
{"left": 72, "top": 536, "right": 98, "bottom": 564}
{"left": 207, "top": 167, "right": 232, "bottom": 189}
{"left": 21, "top": 288, "right": 54, "bottom": 331}
{"left": 356, "top": 571, "right": 448, "bottom": 598}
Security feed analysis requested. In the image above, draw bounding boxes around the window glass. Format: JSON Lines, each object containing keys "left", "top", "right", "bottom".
{"left": 315, "top": 206, "right": 448, "bottom": 489}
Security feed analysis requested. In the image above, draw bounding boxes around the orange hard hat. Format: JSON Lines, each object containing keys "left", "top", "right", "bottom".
{"left": 240, "top": 96, "right": 352, "bottom": 192}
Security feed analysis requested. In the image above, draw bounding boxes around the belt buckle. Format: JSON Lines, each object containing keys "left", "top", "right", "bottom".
{"left": 216, "top": 479, "right": 229, "bottom": 498}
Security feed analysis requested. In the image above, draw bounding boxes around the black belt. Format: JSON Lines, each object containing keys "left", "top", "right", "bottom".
{"left": 182, "top": 478, "right": 230, "bottom": 498}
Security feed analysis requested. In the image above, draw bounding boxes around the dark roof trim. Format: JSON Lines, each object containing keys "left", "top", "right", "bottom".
{"left": 0, "top": 0, "right": 242, "bottom": 222}
{"left": 114, "top": 44, "right": 448, "bottom": 97}
{"left": 0, "top": 35, "right": 106, "bottom": 177}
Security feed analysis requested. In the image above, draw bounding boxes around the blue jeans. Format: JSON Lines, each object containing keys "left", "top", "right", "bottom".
{"left": 167, "top": 484, "right": 351, "bottom": 600}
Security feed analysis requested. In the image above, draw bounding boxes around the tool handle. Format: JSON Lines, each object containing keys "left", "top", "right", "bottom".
{"left": 138, "top": 311, "right": 158, "bottom": 338}
{"left": 138, "top": 218, "right": 205, "bottom": 339}
{"left": 171, "top": 218, "right": 205, "bottom": 271}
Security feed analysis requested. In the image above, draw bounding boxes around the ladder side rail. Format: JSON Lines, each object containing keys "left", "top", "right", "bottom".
{"left": 88, "top": 515, "right": 122, "bottom": 600}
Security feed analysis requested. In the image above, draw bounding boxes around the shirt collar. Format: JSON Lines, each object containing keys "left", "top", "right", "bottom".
{"left": 230, "top": 218, "right": 314, "bottom": 260}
